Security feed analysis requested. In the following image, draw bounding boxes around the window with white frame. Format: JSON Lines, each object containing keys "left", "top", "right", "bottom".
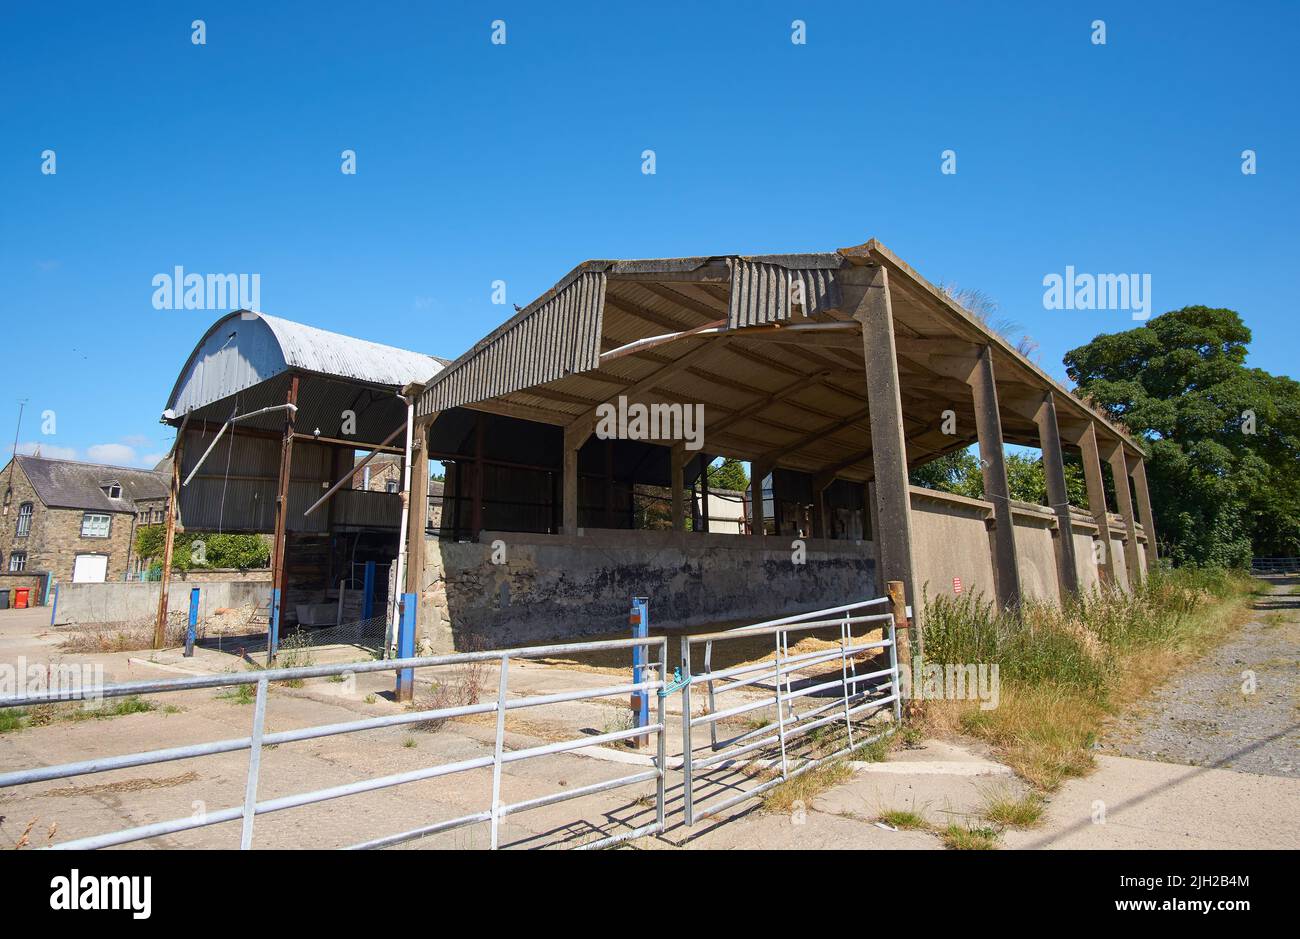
{"left": 81, "top": 513, "right": 111, "bottom": 538}
{"left": 9, "top": 551, "right": 26, "bottom": 573}
{"left": 16, "top": 502, "right": 33, "bottom": 537}
{"left": 106, "top": 484, "right": 122, "bottom": 499}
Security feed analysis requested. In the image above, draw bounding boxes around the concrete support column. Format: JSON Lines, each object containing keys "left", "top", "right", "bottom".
{"left": 562, "top": 422, "right": 589, "bottom": 536}
{"left": 968, "top": 346, "right": 1021, "bottom": 610}
{"left": 1034, "top": 392, "right": 1079, "bottom": 597}
{"left": 1104, "top": 442, "right": 1142, "bottom": 587}
{"left": 1071, "top": 421, "right": 1117, "bottom": 585}
{"left": 1130, "top": 456, "right": 1159, "bottom": 571}
{"left": 699, "top": 454, "right": 710, "bottom": 533}
{"left": 750, "top": 462, "right": 769, "bottom": 537}
{"left": 812, "top": 470, "right": 833, "bottom": 540}
{"left": 470, "top": 411, "right": 484, "bottom": 536}
{"left": 670, "top": 442, "right": 685, "bottom": 531}
{"left": 851, "top": 265, "right": 919, "bottom": 625}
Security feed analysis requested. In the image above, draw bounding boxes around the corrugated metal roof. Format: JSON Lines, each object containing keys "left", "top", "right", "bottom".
{"left": 167, "top": 311, "right": 445, "bottom": 418}
{"left": 257, "top": 313, "right": 445, "bottom": 387}
{"left": 419, "top": 271, "right": 607, "bottom": 415}
{"left": 416, "top": 254, "right": 846, "bottom": 416}
{"left": 15, "top": 456, "right": 169, "bottom": 512}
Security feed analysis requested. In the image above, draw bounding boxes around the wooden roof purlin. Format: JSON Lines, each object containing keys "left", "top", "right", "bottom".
{"left": 422, "top": 241, "right": 1145, "bottom": 485}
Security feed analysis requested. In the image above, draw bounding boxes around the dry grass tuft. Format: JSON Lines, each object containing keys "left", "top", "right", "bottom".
{"left": 412, "top": 656, "right": 487, "bottom": 733}
{"left": 941, "top": 823, "right": 1000, "bottom": 850}
{"left": 59, "top": 615, "right": 190, "bottom": 653}
{"left": 761, "top": 759, "right": 852, "bottom": 815}
{"left": 980, "top": 789, "right": 1045, "bottom": 828}
{"left": 877, "top": 808, "right": 930, "bottom": 831}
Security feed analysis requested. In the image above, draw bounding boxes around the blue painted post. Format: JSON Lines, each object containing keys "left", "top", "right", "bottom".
{"left": 185, "top": 587, "right": 200, "bottom": 657}
{"left": 48, "top": 583, "right": 59, "bottom": 627}
{"left": 362, "top": 560, "right": 376, "bottom": 620}
{"left": 395, "top": 593, "right": 416, "bottom": 702}
{"left": 268, "top": 587, "right": 281, "bottom": 660}
{"left": 629, "top": 597, "right": 650, "bottom": 747}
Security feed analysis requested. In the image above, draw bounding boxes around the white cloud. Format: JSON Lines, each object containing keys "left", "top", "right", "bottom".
{"left": 140, "top": 452, "right": 168, "bottom": 469}
{"left": 85, "top": 443, "right": 139, "bottom": 466}
{"left": 16, "top": 441, "right": 78, "bottom": 460}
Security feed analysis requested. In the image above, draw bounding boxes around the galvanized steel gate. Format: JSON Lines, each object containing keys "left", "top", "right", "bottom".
{"left": 678, "top": 599, "right": 901, "bottom": 825}
{"left": 0, "top": 599, "right": 897, "bottom": 848}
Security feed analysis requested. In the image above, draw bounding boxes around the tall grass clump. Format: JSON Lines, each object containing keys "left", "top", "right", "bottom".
{"left": 918, "top": 567, "right": 1255, "bottom": 790}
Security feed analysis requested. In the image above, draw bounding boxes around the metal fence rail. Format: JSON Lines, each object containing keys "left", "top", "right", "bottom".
{"left": 679, "top": 598, "right": 899, "bottom": 825}
{"left": 1251, "top": 557, "right": 1300, "bottom": 574}
{"left": 0, "top": 635, "right": 669, "bottom": 851}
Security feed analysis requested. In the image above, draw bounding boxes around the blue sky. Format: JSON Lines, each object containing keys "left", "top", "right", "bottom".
{"left": 2, "top": 1, "right": 1296, "bottom": 468}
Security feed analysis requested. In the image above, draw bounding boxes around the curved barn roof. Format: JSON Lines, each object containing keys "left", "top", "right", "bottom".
{"left": 166, "top": 310, "right": 445, "bottom": 419}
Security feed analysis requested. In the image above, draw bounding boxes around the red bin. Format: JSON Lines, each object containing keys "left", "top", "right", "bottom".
{"left": 14, "top": 588, "right": 30, "bottom": 609}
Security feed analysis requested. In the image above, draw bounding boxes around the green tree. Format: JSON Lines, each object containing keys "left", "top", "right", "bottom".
{"left": 1064, "top": 305, "right": 1300, "bottom": 566}
{"left": 910, "top": 448, "right": 1086, "bottom": 506}
{"left": 708, "top": 457, "right": 749, "bottom": 492}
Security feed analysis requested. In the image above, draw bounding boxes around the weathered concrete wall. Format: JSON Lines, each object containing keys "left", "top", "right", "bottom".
{"left": 1010, "top": 502, "right": 1061, "bottom": 605}
{"left": 1109, "top": 523, "right": 1131, "bottom": 593}
{"left": 53, "top": 580, "right": 269, "bottom": 625}
{"left": 909, "top": 487, "right": 1136, "bottom": 606}
{"left": 419, "top": 530, "right": 876, "bottom": 650}
{"left": 1070, "top": 513, "right": 1105, "bottom": 595}
{"left": 909, "top": 489, "right": 996, "bottom": 602}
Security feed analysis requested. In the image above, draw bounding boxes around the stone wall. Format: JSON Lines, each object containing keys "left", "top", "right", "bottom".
{"left": 418, "top": 529, "right": 876, "bottom": 651}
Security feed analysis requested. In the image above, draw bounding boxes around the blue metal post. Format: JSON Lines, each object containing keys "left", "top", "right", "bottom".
{"left": 268, "top": 587, "right": 281, "bottom": 660}
{"left": 49, "top": 583, "right": 59, "bottom": 627}
{"left": 395, "top": 593, "right": 416, "bottom": 702}
{"left": 185, "top": 587, "right": 200, "bottom": 657}
{"left": 630, "top": 597, "right": 650, "bottom": 747}
{"left": 362, "top": 560, "right": 376, "bottom": 620}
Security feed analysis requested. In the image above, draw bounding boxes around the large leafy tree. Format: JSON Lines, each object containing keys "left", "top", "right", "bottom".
{"left": 1064, "top": 306, "right": 1300, "bottom": 566}
{"left": 911, "top": 448, "right": 1085, "bottom": 506}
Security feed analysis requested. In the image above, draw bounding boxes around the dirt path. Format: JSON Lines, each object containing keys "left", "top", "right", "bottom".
{"left": 1100, "top": 576, "right": 1298, "bottom": 778}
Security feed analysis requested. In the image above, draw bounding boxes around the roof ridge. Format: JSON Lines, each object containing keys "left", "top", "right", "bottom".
{"left": 16, "top": 454, "right": 166, "bottom": 475}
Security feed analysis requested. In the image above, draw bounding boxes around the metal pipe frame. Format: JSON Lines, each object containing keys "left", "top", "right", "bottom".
{"left": 0, "top": 634, "right": 670, "bottom": 852}
{"left": 678, "top": 596, "right": 899, "bottom": 826}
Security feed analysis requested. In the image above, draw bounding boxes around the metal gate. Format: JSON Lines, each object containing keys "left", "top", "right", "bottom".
{"left": 1, "top": 597, "right": 899, "bottom": 848}
{"left": 678, "top": 599, "right": 901, "bottom": 825}
{"left": 0, "top": 635, "right": 668, "bottom": 851}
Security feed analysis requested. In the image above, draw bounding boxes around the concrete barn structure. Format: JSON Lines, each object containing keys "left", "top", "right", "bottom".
{"left": 159, "top": 239, "right": 1157, "bottom": 655}
{"left": 403, "top": 239, "right": 1155, "bottom": 650}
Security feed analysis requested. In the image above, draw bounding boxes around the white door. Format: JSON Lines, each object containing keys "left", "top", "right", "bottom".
{"left": 72, "top": 554, "right": 108, "bottom": 583}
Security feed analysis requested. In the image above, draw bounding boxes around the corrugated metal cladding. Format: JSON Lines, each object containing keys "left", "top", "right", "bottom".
{"left": 727, "top": 260, "right": 841, "bottom": 327}
{"left": 418, "top": 271, "right": 606, "bottom": 415}
{"left": 177, "top": 428, "right": 339, "bottom": 533}
{"left": 167, "top": 312, "right": 442, "bottom": 417}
